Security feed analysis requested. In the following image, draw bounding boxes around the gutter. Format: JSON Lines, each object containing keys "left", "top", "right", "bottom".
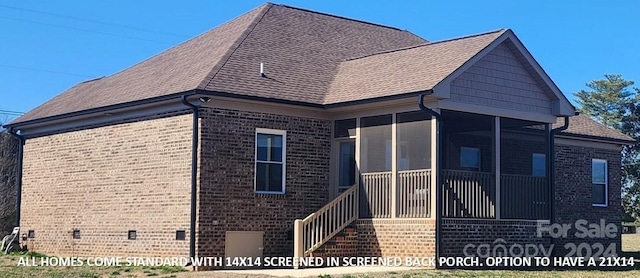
{"left": 7, "top": 128, "right": 25, "bottom": 227}
{"left": 549, "top": 115, "right": 572, "bottom": 227}
{"left": 181, "top": 95, "right": 200, "bottom": 265}
{"left": 417, "top": 90, "right": 443, "bottom": 268}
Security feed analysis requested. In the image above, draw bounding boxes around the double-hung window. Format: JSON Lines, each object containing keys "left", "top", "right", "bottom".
{"left": 592, "top": 159, "right": 608, "bottom": 206}
{"left": 255, "top": 128, "right": 286, "bottom": 194}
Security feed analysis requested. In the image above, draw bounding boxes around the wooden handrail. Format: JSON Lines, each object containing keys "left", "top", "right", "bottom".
{"left": 293, "top": 184, "right": 359, "bottom": 264}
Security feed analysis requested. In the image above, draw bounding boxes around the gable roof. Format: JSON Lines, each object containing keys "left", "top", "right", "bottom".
{"left": 11, "top": 3, "right": 426, "bottom": 125}
{"left": 326, "top": 29, "right": 505, "bottom": 104}
{"left": 555, "top": 114, "right": 635, "bottom": 143}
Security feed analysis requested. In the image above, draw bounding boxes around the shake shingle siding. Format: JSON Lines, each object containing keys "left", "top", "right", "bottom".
{"left": 450, "top": 42, "right": 553, "bottom": 113}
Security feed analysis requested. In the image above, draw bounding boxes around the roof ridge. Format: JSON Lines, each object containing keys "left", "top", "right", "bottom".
{"left": 345, "top": 28, "right": 507, "bottom": 61}
{"left": 275, "top": 3, "right": 405, "bottom": 32}
{"left": 79, "top": 76, "right": 105, "bottom": 84}
{"left": 426, "top": 28, "right": 507, "bottom": 45}
{"left": 197, "top": 3, "right": 273, "bottom": 89}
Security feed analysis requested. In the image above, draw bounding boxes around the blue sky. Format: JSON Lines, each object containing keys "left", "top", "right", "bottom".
{"left": 1, "top": 0, "right": 638, "bottom": 122}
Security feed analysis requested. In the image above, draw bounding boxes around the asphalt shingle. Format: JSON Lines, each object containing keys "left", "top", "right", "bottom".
{"left": 326, "top": 30, "right": 505, "bottom": 104}
{"left": 554, "top": 114, "right": 634, "bottom": 143}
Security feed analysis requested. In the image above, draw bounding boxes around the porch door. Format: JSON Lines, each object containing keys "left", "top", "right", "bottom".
{"left": 336, "top": 139, "right": 356, "bottom": 195}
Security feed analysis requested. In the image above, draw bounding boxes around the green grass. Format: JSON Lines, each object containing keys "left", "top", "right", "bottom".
{"left": 0, "top": 237, "right": 639, "bottom": 278}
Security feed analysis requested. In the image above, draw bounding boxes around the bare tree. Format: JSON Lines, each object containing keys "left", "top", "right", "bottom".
{"left": 0, "top": 121, "right": 18, "bottom": 235}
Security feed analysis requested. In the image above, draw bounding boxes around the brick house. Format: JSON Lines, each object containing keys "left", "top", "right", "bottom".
{"left": 4, "top": 3, "right": 633, "bottom": 266}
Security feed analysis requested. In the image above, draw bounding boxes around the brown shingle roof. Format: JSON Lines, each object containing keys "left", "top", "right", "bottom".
{"left": 554, "top": 114, "right": 635, "bottom": 143}
{"left": 326, "top": 29, "right": 506, "bottom": 104}
{"left": 12, "top": 3, "right": 427, "bottom": 124}
{"left": 15, "top": 4, "right": 271, "bottom": 124}
{"left": 12, "top": 4, "right": 630, "bottom": 146}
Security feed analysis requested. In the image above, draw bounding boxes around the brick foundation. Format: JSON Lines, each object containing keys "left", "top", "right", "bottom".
{"left": 312, "top": 226, "right": 358, "bottom": 259}
{"left": 356, "top": 219, "right": 436, "bottom": 259}
{"left": 440, "top": 219, "right": 552, "bottom": 258}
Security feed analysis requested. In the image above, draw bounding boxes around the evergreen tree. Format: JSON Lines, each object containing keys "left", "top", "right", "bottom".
{"left": 575, "top": 74, "right": 640, "bottom": 221}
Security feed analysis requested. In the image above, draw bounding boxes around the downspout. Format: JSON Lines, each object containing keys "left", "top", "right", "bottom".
{"left": 7, "top": 128, "right": 25, "bottom": 228}
{"left": 418, "top": 91, "right": 442, "bottom": 267}
{"left": 181, "top": 95, "right": 199, "bottom": 263}
{"left": 549, "top": 115, "right": 571, "bottom": 225}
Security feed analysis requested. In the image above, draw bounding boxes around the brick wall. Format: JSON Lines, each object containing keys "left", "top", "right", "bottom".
{"left": 439, "top": 142, "right": 623, "bottom": 259}
{"left": 440, "top": 219, "right": 551, "bottom": 258}
{"left": 196, "top": 107, "right": 331, "bottom": 258}
{"left": 553, "top": 143, "right": 622, "bottom": 256}
{"left": 356, "top": 219, "right": 435, "bottom": 258}
{"left": 311, "top": 226, "right": 358, "bottom": 259}
{"left": 21, "top": 114, "right": 193, "bottom": 257}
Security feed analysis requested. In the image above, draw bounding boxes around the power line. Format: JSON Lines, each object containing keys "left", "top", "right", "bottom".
{"left": 0, "top": 16, "right": 175, "bottom": 45}
{"left": 0, "top": 3, "right": 190, "bottom": 39}
{"left": 0, "top": 110, "right": 24, "bottom": 116}
{"left": 0, "top": 64, "right": 95, "bottom": 78}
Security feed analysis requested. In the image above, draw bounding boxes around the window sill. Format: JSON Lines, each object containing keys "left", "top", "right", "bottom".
{"left": 592, "top": 204, "right": 608, "bottom": 208}
{"left": 255, "top": 192, "right": 286, "bottom": 198}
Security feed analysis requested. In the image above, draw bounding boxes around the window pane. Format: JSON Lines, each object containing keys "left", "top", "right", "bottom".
{"left": 335, "top": 119, "right": 356, "bottom": 138}
{"left": 592, "top": 160, "right": 606, "bottom": 184}
{"left": 593, "top": 184, "right": 606, "bottom": 205}
{"left": 257, "top": 134, "right": 283, "bottom": 162}
{"left": 256, "top": 162, "right": 266, "bottom": 191}
{"left": 256, "top": 162, "right": 283, "bottom": 192}
{"left": 271, "top": 136, "right": 283, "bottom": 162}
{"left": 460, "top": 147, "right": 480, "bottom": 169}
{"left": 257, "top": 134, "right": 268, "bottom": 161}
{"left": 397, "top": 111, "right": 431, "bottom": 171}
{"left": 268, "top": 163, "right": 283, "bottom": 191}
{"left": 338, "top": 141, "right": 356, "bottom": 186}
{"left": 360, "top": 115, "right": 392, "bottom": 173}
{"left": 532, "top": 154, "right": 546, "bottom": 177}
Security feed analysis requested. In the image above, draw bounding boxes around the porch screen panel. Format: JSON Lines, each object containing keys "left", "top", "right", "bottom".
{"left": 500, "top": 118, "right": 549, "bottom": 219}
{"left": 359, "top": 114, "right": 392, "bottom": 218}
{"left": 396, "top": 111, "right": 431, "bottom": 218}
{"left": 396, "top": 111, "right": 431, "bottom": 170}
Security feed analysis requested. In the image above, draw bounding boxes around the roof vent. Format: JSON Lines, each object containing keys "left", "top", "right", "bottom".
{"left": 260, "top": 63, "right": 265, "bottom": 77}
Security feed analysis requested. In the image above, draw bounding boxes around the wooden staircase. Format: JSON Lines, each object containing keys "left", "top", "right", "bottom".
{"left": 293, "top": 185, "right": 358, "bottom": 263}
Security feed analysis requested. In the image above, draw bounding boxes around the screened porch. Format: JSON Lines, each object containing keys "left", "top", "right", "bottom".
{"left": 333, "top": 109, "right": 551, "bottom": 220}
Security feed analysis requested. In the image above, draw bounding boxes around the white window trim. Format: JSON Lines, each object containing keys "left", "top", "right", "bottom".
{"left": 255, "top": 128, "right": 287, "bottom": 194}
{"left": 460, "top": 147, "right": 481, "bottom": 170}
{"left": 592, "top": 159, "right": 608, "bottom": 207}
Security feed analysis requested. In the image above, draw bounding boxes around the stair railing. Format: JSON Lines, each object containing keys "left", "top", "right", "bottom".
{"left": 293, "top": 184, "right": 359, "bottom": 264}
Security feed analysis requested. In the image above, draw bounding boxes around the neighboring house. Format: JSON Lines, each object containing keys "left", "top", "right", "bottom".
{"left": 3, "top": 3, "right": 634, "bottom": 267}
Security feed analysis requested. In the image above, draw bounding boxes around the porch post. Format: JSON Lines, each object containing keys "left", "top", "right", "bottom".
{"left": 391, "top": 113, "right": 397, "bottom": 218}
{"left": 494, "top": 116, "right": 501, "bottom": 219}
{"left": 430, "top": 110, "right": 439, "bottom": 219}
{"left": 355, "top": 118, "right": 361, "bottom": 218}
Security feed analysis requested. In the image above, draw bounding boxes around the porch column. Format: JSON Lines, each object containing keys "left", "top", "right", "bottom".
{"left": 391, "top": 113, "right": 397, "bottom": 218}
{"left": 430, "top": 109, "right": 439, "bottom": 219}
{"left": 493, "top": 116, "right": 501, "bottom": 219}
{"left": 355, "top": 118, "right": 361, "bottom": 218}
